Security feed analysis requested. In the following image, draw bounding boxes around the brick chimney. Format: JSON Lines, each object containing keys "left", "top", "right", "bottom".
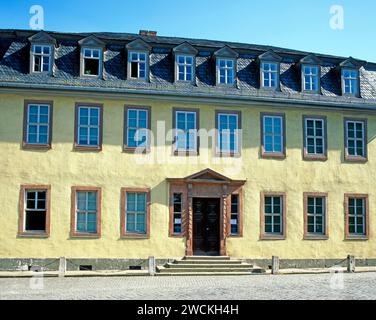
{"left": 139, "top": 30, "right": 157, "bottom": 37}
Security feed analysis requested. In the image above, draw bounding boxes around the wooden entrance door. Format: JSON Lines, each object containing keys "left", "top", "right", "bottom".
{"left": 193, "top": 198, "right": 220, "bottom": 256}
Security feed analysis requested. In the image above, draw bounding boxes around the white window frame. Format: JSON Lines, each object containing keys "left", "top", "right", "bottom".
{"left": 346, "top": 120, "right": 365, "bottom": 157}
{"left": 82, "top": 48, "right": 102, "bottom": 77}
{"left": 24, "top": 190, "right": 47, "bottom": 233}
{"left": 217, "top": 58, "right": 235, "bottom": 85}
{"left": 126, "top": 108, "right": 149, "bottom": 148}
{"left": 32, "top": 45, "right": 52, "bottom": 73}
{"left": 77, "top": 106, "right": 101, "bottom": 147}
{"left": 26, "top": 104, "right": 50, "bottom": 145}
{"left": 176, "top": 55, "right": 194, "bottom": 82}
{"left": 306, "top": 197, "right": 326, "bottom": 235}
{"left": 75, "top": 191, "right": 98, "bottom": 234}
{"left": 128, "top": 51, "right": 148, "bottom": 80}
{"left": 174, "top": 110, "right": 197, "bottom": 152}
{"left": 126, "top": 192, "right": 147, "bottom": 234}
{"left": 348, "top": 198, "right": 366, "bottom": 236}
{"left": 263, "top": 115, "right": 284, "bottom": 154}
{"left": 342, "top": 69, "right": 359, "bottom": 96}
{"left": 217, "top": 113, "right": 239, "bottom": 154}
{"left": 264, "top": 196, "right": 283, "bottom": 235}
{"left": 303, "top": 65, "right": 320, "bottom": 92}
{"left": 305, "top": 118, "right": 325, "bottom": 155}
{"left": 261, "top": 62, "right": 279, "bottom": 89}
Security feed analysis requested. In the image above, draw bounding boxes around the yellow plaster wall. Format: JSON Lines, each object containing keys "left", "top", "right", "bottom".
{"left": 0, "top": 93, "right": 375, "bottom": 260}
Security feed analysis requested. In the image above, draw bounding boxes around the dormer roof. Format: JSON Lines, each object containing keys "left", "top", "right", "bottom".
{"left": 28, "top": 31, "right": 56, "bottom": 46}
{"left": 173, "top": 42, "right": 198, "bottom": 55}
{"left": 339, "top": 57, "right": 363, "bottom": 69}
{"left": 299, "top": 53, "right": 322, "bottom": 66}
{"left": 213, "top": 45, "right": 239, "bottom": 59}
{"left": 258, "top": 49, "right": 282, "bottom": 63}
{"left": 78, "top": 35, "right": 106, "bottom": 48}
{"left": 126, "top": 38, "right": 152, "bottom": 52}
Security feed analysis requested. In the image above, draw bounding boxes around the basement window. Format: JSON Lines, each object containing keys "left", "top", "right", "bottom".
{"left": 82, "top": 48, "right": 101, "bottom": 76}
{"left": 24, "top": 190, "right": 47, "bottom": 232}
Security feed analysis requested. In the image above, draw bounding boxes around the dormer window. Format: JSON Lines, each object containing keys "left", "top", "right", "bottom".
{"left": 342, "top": 69, "right": 359, "bottom": 96}
{"left": 258, "top": 50, "right": 282, "bottom": 91}
{"left": 129, "top": 51, "right": 147, "bottom": 79}
{"left": 82, "top": 48, "right": 102, "bottom": 76}
{"left": 217, "top": 58, "right": 235, "bottom": 85}
{"left": 32, "top": 45, "right": 52, "bottom": 73}
{"left": 261, "top": 62, "right": 278, "bottom": 89}
{"left": 303, "top": 65, "right": 320, "bottom": 92}
{"left": 176, "top": 55, "right": 194, "bottom": 82}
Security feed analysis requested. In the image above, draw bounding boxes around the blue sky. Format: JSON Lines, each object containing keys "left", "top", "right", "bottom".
{"left": 1, "top": 0, "right": 375, "bottom": 61}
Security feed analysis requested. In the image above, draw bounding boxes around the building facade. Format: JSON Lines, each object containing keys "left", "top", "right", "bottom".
{"left": 0, "top": 29, "right": 376, "bottom": 270}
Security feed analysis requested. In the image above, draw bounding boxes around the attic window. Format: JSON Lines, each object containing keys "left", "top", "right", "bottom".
{"left": 261, "top": 62, "right": 278, "bottom": 89}
{"left": 217, "top": 59, "right": 235, "bottom": 85}
{"left": 32, "top": 45, "right": 52, "bottom": 73}
{"left": 129, "top": 51, "right": 147, "bottom": 79}
{"left": 83, "top": 48, "right": 101, "bottom": 76}
{"left": 342, "top": 69, "right": 359, "bottom": 96}
{"left": 303, "top": 65, "right": 320, "bottom": 92}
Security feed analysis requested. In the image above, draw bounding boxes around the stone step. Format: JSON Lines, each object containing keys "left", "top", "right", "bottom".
{"left": 166, "top": 263, "right": 254, "bottom": 269}
{"left": 174, "top": 259, "right": 244, "bottom": 265}
{"left": 156, "top": 271, "right": 265, "bottom": 276}
{"left": 158, "top": 266, "right": 263, "bottom": 273}
{"left": 183, "top": 256, "right": 231, "bottom": 261}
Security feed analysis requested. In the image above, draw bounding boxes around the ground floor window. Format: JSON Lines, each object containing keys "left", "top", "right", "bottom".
{"left": 345, "top": 194, "right": 368, "bottom": 239}
{"left": 304, "top": 193, "right": 328, "bottom": 238}
{"left": 173, "top": 193, "right": 183, "bottom": 234}
{"left": 261, "top": 192, "right": 286, "bottom": 239}
{"left": 230, "top": 194, "right": 239, "bottom": 235}
{"left": 19, "top": 185, "right": 51, "bottom": 236}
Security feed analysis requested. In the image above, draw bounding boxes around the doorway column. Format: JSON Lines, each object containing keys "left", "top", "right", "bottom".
{"left": 185, "top": 183, "right": 194, "bottom": 256}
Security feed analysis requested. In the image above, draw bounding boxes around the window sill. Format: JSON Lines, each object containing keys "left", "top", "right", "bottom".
{"left": 174, "top": 150, "right": 199, "bottom": 157}
{"left": 344, "top": 156, "right": 367, "bottom": 163}
{"left": 22, "top": 143, "right": 51, "bottom": 150}
{"left": 261, "top": 152, "right": 286, "bottom": 160}
{"left": 169, "top": 233, "right": 184, "bottom": 238}
{"left": 215, "top": 151, "right": 241, "bottom": 158}
{"left": 70, "top": 233, "right": 100, "bottom": 239}
{"left": 74, "top": 145, "right": 102, "bottom": 152}
{"left": 303, "top": 154, "right": 328, "bottom": 161}
{"left": 304, "top": 235, "right": 329, "bottom": 240}
{"left": 17, "top": 232, "right": 49, "bottom": 238}
{"left": 121, "top": 233, "right": 150, "bottom": 239}
{"left": 345, "top": 235, "right": 368, "bottom": 241}
{"left": 260, "top": 235, "right": 286, "bottom": 241}
{"left": 123, "top": 146, "right": 151, "bottom": 154}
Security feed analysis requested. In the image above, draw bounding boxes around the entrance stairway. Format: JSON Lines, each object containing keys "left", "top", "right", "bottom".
{"left": 156, "top": 256, "right": 266, "bottom": 276}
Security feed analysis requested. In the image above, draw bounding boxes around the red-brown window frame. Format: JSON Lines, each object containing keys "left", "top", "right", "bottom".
{"left": 123, "top": 105, "right": 151, "bottom": 153}
{"left": 344, "top": 118, "right": 368, "bottom": 163}
{"left": 121, "top": 187, "right": 151, "bottom": 239}
{"left": 74, "top": 103, "right": 104, "bottom": 151}
{"left": 303, "top": 192, "right": 329, "bottom": 240}
{"left": 70, "top": 186, "right": 102, "bottom": 238}
{"left": 22, "top": 100, "right": 54, "bottom": 150}
{"left": 302, "top": 115, "right": 328, "bottom": 161}
{"left": 344, "top": 193, "right": 369, "bottom": 240}
{"left": 215, "top": 110, "right": 242, "bottom": 158}
{"left": 260, "top": 112, "right": 286, "bottom": 159}
{"left": 18, "top": 185, "right": 51, "bottom": 238}
{"left": 169, "top": 186, "right": 187, "bottom": 238}
{"left": 260, "top": 192, "right": 287, "bottom": 240}
{"left": 172, "top": 107, "right": 200, "bottom": 156}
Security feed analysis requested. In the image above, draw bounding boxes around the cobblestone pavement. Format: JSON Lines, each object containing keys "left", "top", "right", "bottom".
{"left": 1, "top": 273, "right": 376, "bottom": 300}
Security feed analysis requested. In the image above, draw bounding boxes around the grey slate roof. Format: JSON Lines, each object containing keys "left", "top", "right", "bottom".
{"left": 1, "top": 29, "right": 376, "bottom": 107}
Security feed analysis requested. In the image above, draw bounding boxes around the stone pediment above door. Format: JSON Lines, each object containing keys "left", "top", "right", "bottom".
{"left": 168, "top": 168, "right": 246, "bottom": 185}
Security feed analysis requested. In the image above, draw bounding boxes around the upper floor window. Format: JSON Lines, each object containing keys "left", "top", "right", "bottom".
{"left": 174, "top": 109, "right": 198, "bottom": 154}
{"left": 303, "top": 116, "right": 327, "bottom": 160}
{"left": 176, "top": 55, "right": 194, "bottom": 82}
{"left": 74, "top": 104, "right": 103, "bottom": 150}
{"left": 23, "top": 101, "right": 52, "bottom": 149}
{"left": 82, "top": 48, "right": 102, "bottom": 76}
{"left": 303, "top": 65, "right": 320, "bottom": 92}
{"left": 124, "top": 106, "right": 150, "bottom": 151}
{"left": 342, "top": 69, "right": 359, "bottom": 96}
{"left": 217, "top": 59, "right": 235, "bottom": 85}
{"left": 344, "top": 119, "right": 367, "bottom": 162}
{"left": 129, "top": 51, "right": 148, "bottom": 80}
{"left": 32, "top": 45, "right": 52, "bottom": 73}
{"left": 261, "top": 62, "right": 278, "bottom": 89}
{"left": 261, "top": 113, "right": 285, "bottom": 158}
{"left": 216, "top": 111, "right": 241, "bottom": 156}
